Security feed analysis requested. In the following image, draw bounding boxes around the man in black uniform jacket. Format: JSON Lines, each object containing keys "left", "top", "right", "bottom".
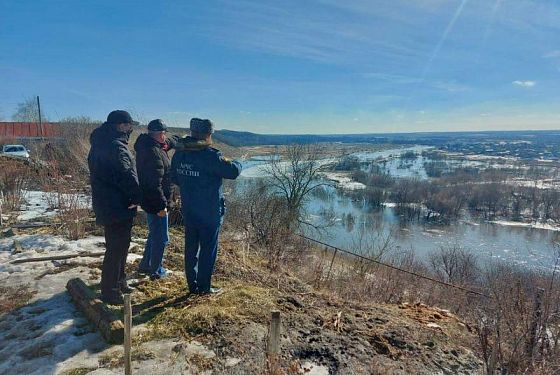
{"left": 88, "top": 110, "right": 141, "bottom": 305}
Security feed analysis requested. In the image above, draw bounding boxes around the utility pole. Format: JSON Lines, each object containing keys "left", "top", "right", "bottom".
{"left": 36, "top": 95, "right": 43, "bottom": 137}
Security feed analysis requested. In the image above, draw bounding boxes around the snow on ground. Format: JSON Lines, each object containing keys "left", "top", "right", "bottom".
{"left": 17, "top": 190, "right": 57, "bottom": 222}
{"left": 0, "top": 188, "right": 150, "bottom": 375}
{"left": 464, "top": 154, "right": 518, "bottom": 162}
{"left": 506, "top": 178, "right": 560, "bottom": 190}
{"left": 0, "top": 234, "right": 107, "bottom": 375}
{"left": 16, "top": 190, "right": 91, "bottom": 222}
{"left": 321, "top": 172, "right": 366, "bottom": 190}
{"left": 0, "top": 190, "right": 254, "bottom": 374}
{"left": 0, "top": 189, "right": 224, "bottom": 375}
{"left": 488, "top": 220, "right": 560, "bottom": 232}
{"left": 0, "top": 232, "right": 147, "bottom": 375}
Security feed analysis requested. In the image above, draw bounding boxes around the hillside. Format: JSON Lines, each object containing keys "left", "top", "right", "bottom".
{"left": 1, "top": 219, "right": 482, "bottom": 374}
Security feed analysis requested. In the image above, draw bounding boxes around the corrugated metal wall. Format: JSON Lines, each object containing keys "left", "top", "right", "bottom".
{"left": 0, "top": 122, "right": 60, "bottom": 138}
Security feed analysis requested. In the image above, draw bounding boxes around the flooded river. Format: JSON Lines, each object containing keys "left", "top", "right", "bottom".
{"left": 239, "top": 147, "right": 559, "bottom": 270}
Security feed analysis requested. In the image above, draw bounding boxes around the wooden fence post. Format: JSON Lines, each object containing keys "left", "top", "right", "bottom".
{"left": 267, "top": 310, "right": 281, "bottom": 356}
{"left": 266, "top": 310, "right": 281, "bottom": 372}
{"left": 124, "top": 294, "right": 132, "bottom": 375}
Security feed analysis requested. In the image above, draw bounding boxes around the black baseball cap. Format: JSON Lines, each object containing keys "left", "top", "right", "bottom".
{"left": 106, "top": 110, "right": 139, "bottom": 125}
{"left": 147, "top": 119, "right": 167, "bottom": 132}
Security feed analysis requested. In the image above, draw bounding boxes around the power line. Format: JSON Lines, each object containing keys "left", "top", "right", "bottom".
{"left": 296, "top": 233, "right": 491, "bottom": 298}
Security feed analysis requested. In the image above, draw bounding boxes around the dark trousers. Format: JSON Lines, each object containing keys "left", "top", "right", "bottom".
{"left": 101, "top": 218, "right": 133, "bottom": 297}
{"left": 184, "top": 221, "right": 221, "bottom": 293}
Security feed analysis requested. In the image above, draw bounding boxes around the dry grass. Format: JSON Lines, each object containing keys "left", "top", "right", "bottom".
{"left": 96, "top": 226, "right": 281, "bottom": 344}
{"left": 133, "top": 276, "right": 275, "bottom": 340}
{"left": 0, "top": 157, "right": 36, "bottom": 214}
{"left": 98, "top": 346, "right": 155, "bottom": 368}
{"left": 58, "top": 368, "right": 97, "bottom": 375}
{"left": 0, "top": 285, "right": 36, "bottom": 315}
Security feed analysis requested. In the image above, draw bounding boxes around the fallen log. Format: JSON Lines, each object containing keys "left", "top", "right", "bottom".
{"left": 66, "top": 277, "right": 124, "bottom": 344}
{"left": 12, "top": 222, "right": 54, "bottom": 229}
{"left": 11, "top": 251, "right": 106, "bottom": 264}
{"left": 12, "top": 243, "right": 140, "bottom": 264}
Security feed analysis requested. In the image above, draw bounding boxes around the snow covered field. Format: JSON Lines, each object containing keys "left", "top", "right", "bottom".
{"left": 0, "top": 234, "right": 109, "bottom": 375}
{"left": 0, "top": 192, "right": 147, "bottom": 375}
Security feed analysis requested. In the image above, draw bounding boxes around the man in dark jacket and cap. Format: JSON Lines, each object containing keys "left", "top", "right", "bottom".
{"left": 171, "top": 118, "right": 242, "bottom": 295}
{"left": 135, "top": 119, "right": 178, "bottom": 280}
{"left": 88, "top": 110, "right": 141, "bottom": 305}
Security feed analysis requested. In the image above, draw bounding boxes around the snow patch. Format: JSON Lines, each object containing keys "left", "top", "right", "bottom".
{"left": 488, "top": 220, "right": 560, "bottom": 232}
{"left": 322, "top": 172, "right": 366, "bottom": 190}
{"left": 16, "top": 190, "right": 91, "bottom": 222}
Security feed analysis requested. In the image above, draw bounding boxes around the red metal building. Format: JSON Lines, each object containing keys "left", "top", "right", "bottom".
{"left": 0, "top": 122, "right": 60, "bottom": 139}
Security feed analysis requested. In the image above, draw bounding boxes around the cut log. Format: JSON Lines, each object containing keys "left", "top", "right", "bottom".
{"left": 66, "top": 277, "right": 124, "bottom": 344}
{"left": 11, "top": 251, "right": 106, "bottom": 264}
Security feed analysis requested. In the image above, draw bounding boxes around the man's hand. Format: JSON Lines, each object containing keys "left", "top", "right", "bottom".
{"left": 157, "top": 208, "right": 167, "bottom": 217}
{"left": 128, "top": 204, "right": 137, "bottom": 209}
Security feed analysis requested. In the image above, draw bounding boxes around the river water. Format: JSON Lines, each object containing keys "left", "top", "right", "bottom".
{"left": 238, "top": 147, "right": 560, "bottom": 271}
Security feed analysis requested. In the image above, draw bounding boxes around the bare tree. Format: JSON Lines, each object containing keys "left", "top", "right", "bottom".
{"left": 265, "top": 144, "right": 328, "bottom": 229}
{"left": 429, "top": 244, "right": 479, "bottom": 286}
{"left": 12, "top": 97, "right": 46, "bottom": 122}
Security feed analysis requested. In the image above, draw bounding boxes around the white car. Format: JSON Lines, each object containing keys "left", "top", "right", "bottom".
{"left": 2, "top": 144, "right": 30, "bottom": 159}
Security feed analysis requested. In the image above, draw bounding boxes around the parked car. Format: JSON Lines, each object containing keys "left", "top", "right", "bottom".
{"left": 2, "top": 144, "right": 30, "bottom": 159}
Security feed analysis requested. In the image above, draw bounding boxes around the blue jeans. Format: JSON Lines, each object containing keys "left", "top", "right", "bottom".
{"left": 184, "top": 221, "right": 221, "bottom": 293}
{"left": 139, "top": 213, "right": 169, "bottom": 277}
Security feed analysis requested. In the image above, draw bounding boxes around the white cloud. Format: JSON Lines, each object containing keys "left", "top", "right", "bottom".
{"left": 543, "top": 50, "right": 560, "bottom": 59}
{"left": 512, "top": 80, "right": 536, "bottom": 88}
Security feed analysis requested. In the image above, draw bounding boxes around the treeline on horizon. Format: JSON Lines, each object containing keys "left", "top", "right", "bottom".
{"left": 213, "top": 128, "right": 560, "bottom": 147}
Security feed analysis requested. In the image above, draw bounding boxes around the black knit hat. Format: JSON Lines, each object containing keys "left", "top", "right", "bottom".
{"left": 190, "top": 118, "right": 214, "bottom": 135}
{"left": 106, "top": 110, "right": 139, "bottom": 125}
{"left": 147, "top": 119, "right": 167, "bottom": 132}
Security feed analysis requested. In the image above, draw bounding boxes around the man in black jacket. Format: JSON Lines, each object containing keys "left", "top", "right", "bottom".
{"left": 135, "top": 119, "right": 177, "bottom": 280}
{"left": 88, "top": 110, "right": 141, "bottom": 305}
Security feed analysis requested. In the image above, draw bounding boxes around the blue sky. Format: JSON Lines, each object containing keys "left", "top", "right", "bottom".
{"left": 1, "top": 0, "right": 559, "bottom": 134}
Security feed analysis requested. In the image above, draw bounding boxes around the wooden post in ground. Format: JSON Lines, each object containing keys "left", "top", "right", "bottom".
{"left": 267, "top": 310, "right": 281, "bottom": 372}
{"left": 124, "top": 294, "right": 132, "bottom": 375}
{"left": 0, "top": 191, "right": 3, "bottom": 227}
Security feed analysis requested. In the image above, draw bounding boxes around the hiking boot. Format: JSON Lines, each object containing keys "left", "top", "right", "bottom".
{"left": 101, "top": 292, "right": 124, "bottom": 305}
{"left": 197, "top": 287, "right": 223, "bottom": 295}
{"left": 119, "top": 280, "right": 134, "bottom": 294}
{"left": 137, "top": 268, "right": 150, "bottom": 276}
{"left": 149, "top": 268, "right": 172, "bottom": 281}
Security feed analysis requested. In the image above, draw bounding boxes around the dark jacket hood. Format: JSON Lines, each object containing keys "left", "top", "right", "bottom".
{"left": 90, "top": 122, "right": 130, "bottom": 147}
{"left": 134, "top": 133, "right": 158, "bottom": 152}
{"left": 175, "top": 136, "right": 211, "bottom": 152}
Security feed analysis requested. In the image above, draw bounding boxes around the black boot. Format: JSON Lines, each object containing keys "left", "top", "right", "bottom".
{"left": 119, "top": 280, "right": 134, "bottom": 294}
{"left": 101, "top": 290, "right": 124, "bottom": 305}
